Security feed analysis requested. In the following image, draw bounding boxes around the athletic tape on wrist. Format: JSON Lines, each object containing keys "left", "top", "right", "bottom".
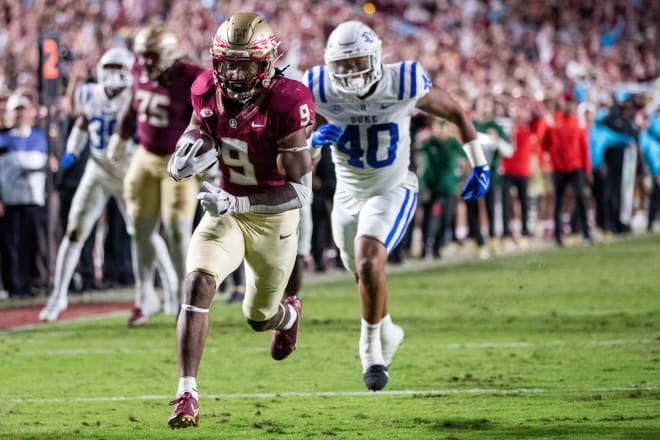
{"left": 180, "top": 304, "right": 209, "bottom": 313}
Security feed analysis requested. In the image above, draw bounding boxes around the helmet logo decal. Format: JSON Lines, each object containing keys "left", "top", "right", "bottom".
{"left": 250, "top": 35, "right": 276, "bottom": 50}
{"left": 362, "top": 32, "right": 374, "bottom": 43}
{"left": 213, "top": 35, "right": 228, "bottom": 49}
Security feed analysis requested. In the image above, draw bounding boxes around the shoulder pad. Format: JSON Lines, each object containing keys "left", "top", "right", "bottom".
{"left": 268, "top": 77, "right": 313, "bottom": 111}
{"left": 191, "top": 71, "right": 215, "bottom": 97}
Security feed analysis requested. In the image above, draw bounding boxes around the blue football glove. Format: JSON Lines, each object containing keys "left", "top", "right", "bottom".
{"left": 60, "top": 152, "right": 76, "bottom": 170}
{"left": 310, "top": 124, "right": 342, "bottom": 148}
{"left": 461, "top": 165, "right": 491, "bottom": 200}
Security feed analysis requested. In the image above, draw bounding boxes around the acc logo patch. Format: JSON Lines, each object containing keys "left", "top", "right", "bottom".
{"left": 200, "top": 108, "right": 214, "bottom": 118}
{"left": 329, "top": 104, "right": 343, "bottom": 114}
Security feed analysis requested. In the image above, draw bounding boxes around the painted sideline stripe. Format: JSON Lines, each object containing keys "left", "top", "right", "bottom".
{"left": 9, "top": 386, "right": 659, "bottom": 403}
{"left": 9, "top": 338, "right": 656, "bottom": 357}
{"left": 441, "top": 339, "right": 656, "bottom": 349}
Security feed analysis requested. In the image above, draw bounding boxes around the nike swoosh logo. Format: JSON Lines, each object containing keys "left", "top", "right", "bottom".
{"left": 251, "top": 121, "right": 266, "bottom": 128}
{"left": 380, "top": 103, "right": 395, "bottom": 109}
{"left": 478, "top": 174, "right": 489, "bottom": 189}
{"left": 279, "top": 233, "right": 292, "bottom": 240}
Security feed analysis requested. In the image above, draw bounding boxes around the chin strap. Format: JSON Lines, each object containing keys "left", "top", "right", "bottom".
{"left": 180, "top": 304, "right": 209, "bottom": 313}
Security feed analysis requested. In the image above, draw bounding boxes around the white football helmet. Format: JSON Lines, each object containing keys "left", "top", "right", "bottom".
{"left": 97, "top": 47, "right": 134, "bottom": 91}
{"left": 324, "top": 21, "right": 382, "bottom": 95}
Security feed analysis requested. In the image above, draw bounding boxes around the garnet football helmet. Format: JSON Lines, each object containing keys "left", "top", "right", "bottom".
{"left": 210, "top": 12, "right": 281, "bottom": 103}
{"left": 133, "top": 25, "right": 181, "bottom": 80}
{"left": 324, "top": 21, "right": 382, "bottom": 95}
{"left": 97, "top": 47, "right": 134, "bottom": 91}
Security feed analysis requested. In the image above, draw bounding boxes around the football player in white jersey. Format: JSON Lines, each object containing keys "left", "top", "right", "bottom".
{"left": 39, "top": 47, "right": 178, "bottom": 322}
{"left": 303, "top": 21, "right": 491, "bottom": 391}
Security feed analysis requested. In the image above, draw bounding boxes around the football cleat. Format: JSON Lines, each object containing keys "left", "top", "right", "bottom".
{"left": 39, "top": 296, "right": 68, "bottom": 322}
{"left": 168, "top": 392, "right": 199, "bottom": 429}
{"left": 382, "top": 324, "right": 404, "bottom": 367}
{"left": 363, "top": 364, "right": 389, "bottom": 391}
{"left": 270, "top": 296, "right": 302, "bottom": 360}
{"left": 127, "top": 305, "right": 160, "bottom": 327}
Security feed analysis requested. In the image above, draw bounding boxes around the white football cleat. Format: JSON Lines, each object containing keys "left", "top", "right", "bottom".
{"left": 39, "top": 296, "right": 68, "bottom": 322}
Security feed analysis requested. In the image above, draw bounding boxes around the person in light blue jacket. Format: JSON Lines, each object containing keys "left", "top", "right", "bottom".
{"left": 640, "top": 112, "right": 660, "bottom": 232}
{"left": 0, "top": 94, "right": 49, "bottom": 298}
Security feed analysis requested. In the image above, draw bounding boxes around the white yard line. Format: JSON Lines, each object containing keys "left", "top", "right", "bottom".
{"left": 8, "top": 338, "right": 655, "bottom": 357}
{"left": 9, "top": 385, "right": 659, "bottom": 404}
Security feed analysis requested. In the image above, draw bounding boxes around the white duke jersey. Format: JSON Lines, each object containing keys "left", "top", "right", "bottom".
{"left": 74, "top": 83, "right": 131, "bottom": 176}
{"left": 304, "top": 61, "right": 432, "bottom": 197}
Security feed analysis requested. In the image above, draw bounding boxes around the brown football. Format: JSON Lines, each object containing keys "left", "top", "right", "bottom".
{"left": 178, "top": 129, "right": 216, "bottom": 156}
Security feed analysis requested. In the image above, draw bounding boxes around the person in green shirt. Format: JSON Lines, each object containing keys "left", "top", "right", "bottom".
{"left": 418, "top": 117, "right": 467, "bottom": 259}
{"left": 467, "top": 95, "right": 513, "bottom": 257}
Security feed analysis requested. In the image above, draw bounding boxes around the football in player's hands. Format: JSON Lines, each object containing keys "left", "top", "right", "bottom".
{"left": 179, "top": 129, "right": 217, "bottom": 156}
{"left": 168, "top": 129, "right": 218, "bottom": 182}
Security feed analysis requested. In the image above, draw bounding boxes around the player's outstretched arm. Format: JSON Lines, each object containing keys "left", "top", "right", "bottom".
{"left": 60, "top": 115, "right": 89, "bottom": 169}
{"left": 417, "top": 88, "right": 490, "bottom": 199}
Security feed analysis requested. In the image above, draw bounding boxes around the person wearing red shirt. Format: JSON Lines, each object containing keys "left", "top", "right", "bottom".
{"left": 543, "top": 93, "right": 592, "bottom": 246}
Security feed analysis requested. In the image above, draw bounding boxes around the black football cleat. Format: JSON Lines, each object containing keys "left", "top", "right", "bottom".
{"left": 363, "top": 365, "right": 389, "bottom": 391}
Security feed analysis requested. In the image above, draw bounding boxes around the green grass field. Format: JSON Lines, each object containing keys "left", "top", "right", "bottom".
{"left": 1, "top": 235, "right": 659, "bottom": 439}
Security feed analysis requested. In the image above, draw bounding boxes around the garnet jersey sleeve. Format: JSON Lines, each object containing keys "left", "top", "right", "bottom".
{"left": 266, "top": 77, "right": 315, "bottom": 141}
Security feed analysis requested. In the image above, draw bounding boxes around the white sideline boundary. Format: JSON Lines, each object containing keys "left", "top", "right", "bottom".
{"left": 9, "top": 385, "right": 659, "bottom": 404}
{"left": 9, "top": 338, "right": 656, "bottom": 357}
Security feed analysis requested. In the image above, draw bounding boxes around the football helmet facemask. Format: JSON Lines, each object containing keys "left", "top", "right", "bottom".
{"left": 133, "top": 25, "right": 181, "bottom": 80}
{"left": 211, "top": 12, "right": 281, "bottom": 103}
{"left": 97, "top": 47, "right": 134, "bottom": 92}
{"left": 324, "top": 21, "right": 382, "bottom": 96}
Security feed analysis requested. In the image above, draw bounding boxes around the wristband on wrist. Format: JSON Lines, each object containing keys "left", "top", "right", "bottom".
{"left": 462, "top": 139, "right": 488, "bottom": 167}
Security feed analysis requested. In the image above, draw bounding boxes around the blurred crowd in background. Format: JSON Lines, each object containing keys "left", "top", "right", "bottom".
{"left": 0, "top": 0, "right": 658, "bottom": 299}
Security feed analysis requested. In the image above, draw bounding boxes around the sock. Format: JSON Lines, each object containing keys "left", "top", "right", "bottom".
{"left": 359, "top": 319, "right": 384, "bottom": 371}
{"left": 178, "top": 376, "right": 198, "bottom": 400}
{"left": 380, "top": 314, "right": 394, "bottom": 337}
{"left": 53, "top": 238, "right": 83, "bottom": 301}
{"left": 278, "top": 303, "right": 298, "bottom": 331}
{"left": 380, "top": 314, "right": 404, "bottom": 366}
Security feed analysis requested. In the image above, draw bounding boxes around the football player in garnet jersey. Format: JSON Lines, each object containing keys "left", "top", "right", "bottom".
{"left": 107, "top": 25, "right": 206, "bottom": 327}
{"left": 165, "top": 13, "right": 314, "bottom": 429}
{"left": 304, "top": 21, "right": 491, "bottom": 391}
{"left": 39, "top": 48, "right": 178, "bottom": 323}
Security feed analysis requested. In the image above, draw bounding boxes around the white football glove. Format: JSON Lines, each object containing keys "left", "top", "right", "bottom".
{"left": 168, "top": 138, "right": 218, "bottom": 182}
{"left": 197, "top": 181, "right": 250, "bottom": 217}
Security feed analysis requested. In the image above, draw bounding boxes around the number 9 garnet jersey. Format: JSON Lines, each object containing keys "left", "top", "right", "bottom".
{"left": 190, "top": 70, "right": 315, "bottom": 197}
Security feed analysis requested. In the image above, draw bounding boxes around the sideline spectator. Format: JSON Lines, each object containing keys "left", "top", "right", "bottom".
{"left": 543, "top": 92, "right": 592, "bottom": 246}
{"left": 0, "top": 95, "right": 49, "bottom": 298}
